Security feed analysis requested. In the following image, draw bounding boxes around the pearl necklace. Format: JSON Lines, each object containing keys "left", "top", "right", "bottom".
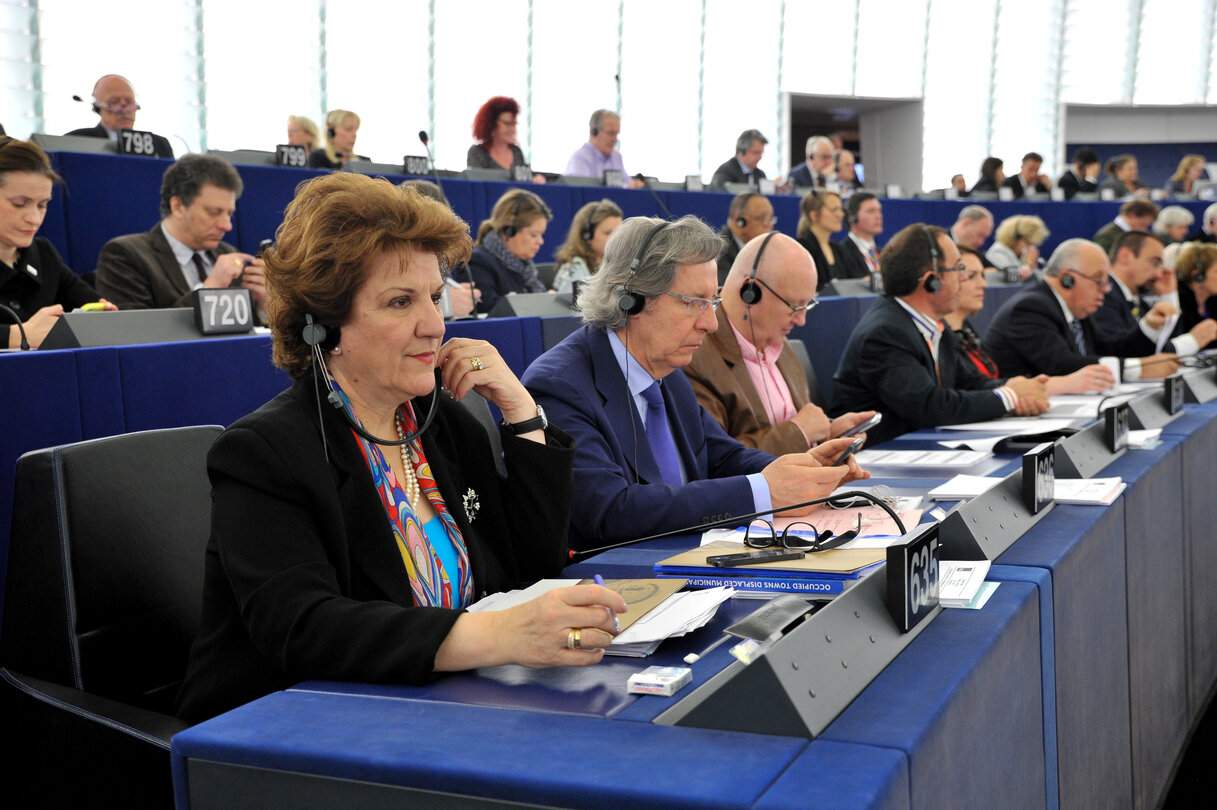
{"left": 393, "top": 412, "right": 421, "bottom": 512}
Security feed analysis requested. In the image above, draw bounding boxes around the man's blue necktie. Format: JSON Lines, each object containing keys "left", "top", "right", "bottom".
{"left": 642, "top": 381, "right": 682, "bottom": 485}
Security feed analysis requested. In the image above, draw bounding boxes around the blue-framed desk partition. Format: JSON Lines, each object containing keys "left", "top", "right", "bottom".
{"left": 38, "top": 150, "right": 1217, "bottom": 278}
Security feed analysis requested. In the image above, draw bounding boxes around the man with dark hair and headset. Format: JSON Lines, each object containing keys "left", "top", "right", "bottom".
{"left": 716, "top": 190, "right": 775, "bottom": 284}
{"left": 522, "top": 215, "right": 868, "bottom": 551}
{"left": 686, "top": 231, "right": 875, "bottom": 455}
{"left": 831, "top": 223, "right": 1050, "bottom": 446}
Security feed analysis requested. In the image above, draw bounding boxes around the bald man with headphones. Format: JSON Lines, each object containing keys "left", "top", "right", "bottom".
{"left": 65, "top": 74, "right": 174, "bottom": 158}
{"left": 686, "top": 232, "right": 874, "bottom": 454}
{"left": 831, "top": 223, "right": 1049, "bottom": 445}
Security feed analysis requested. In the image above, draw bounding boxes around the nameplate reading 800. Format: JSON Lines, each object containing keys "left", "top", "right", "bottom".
{"left": 192, "top": 288, "right": 254, "bottom": 335}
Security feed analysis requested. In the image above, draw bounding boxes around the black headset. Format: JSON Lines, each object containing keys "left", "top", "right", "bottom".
{"left": 921, "top": 226, "right": 942, "bottom": 293}
{"left": 618, "top": 221, "right": 671, "bottom": 316}
{"left": 1060, "top": 272, "right": 1076, "bottom": 289}
{"left": 733, "top": 192, "right": 761, "bottom": 229}
{"left": 302, "top": 313, "right": 340, "bottom": 352}
{"left": 302, "top": 314, "right": 439, "bottom": 450}
{"left": 1196, "top": 265, "right": 1207, "bottom": 284}
{"left": 501, "top": 191, "right": 538, "bottom": 239}
{"left": 740, "top": 231, "right": 778, "bottom": 307}
{"left": 581, "top": 200, "right": 606, "bottom": 243}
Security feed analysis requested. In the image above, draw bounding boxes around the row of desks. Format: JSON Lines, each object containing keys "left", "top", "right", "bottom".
{"left": 169, "top": 397, "right": 1217, "bottom": 809}
{"left": 39, "top": 149, "right": 1217, "bottom": 278}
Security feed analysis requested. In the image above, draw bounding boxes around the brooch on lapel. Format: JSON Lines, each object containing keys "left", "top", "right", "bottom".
{"left": 463, "top": 488, "right": 481, "bottom": 523}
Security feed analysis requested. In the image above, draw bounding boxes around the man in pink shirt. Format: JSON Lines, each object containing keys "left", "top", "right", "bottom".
{"left": 685, "top": 232, "right": 874, "bottom": 454}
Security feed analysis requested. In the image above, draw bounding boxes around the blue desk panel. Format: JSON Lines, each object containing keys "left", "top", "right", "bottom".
{"left": 998, "top": 500, "right": 1132, "bottom": 809}
{"left": 1103, "top": 436, "right": 1188, "bottom": 810}
{"left": 172, "top": 691, "right": 815, "bottom": 810}
{"left": 821, "top": 581, "right": 1047, "bottom": 810}
{"left": 1162, "top": 403, "right": 1217, "bottom": 719}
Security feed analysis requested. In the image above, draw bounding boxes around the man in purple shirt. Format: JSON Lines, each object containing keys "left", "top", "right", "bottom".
{"left": 564, "top": 110, "right": 645, "bottom": 189}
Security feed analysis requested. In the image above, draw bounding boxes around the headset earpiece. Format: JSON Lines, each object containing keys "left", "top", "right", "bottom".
{"left": 501, "top": 190, "right": 535, "bottom": 240}
{"left": 302, "top": 313, "right": 340, "bottom": 352}
{"left": 581, "top": 200, "right": 605, "bottom": 244}
{"left": 921, "top": 226, "right": 942, "bottom": 293}
{"left": 327, "top": 127, "right": 336, "bottom": 139}
{"left": 617, "top": 289, "right": 645, "bottom": 316}
{"left": 740, "top": 231, "right": 778, "bottom": 307}
{"left": 1060, "top": 272, "right": 1076, "bottom": 290}
{"left": 1196, "top": 267, "right": 1207, "bottom": 284}
{"left": 618, "top": 220, "right": 672, "bottom": 316}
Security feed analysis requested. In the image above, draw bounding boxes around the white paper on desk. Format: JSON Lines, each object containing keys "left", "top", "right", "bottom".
{"left": 855, "top": 449, "right": 991, "bottom": 468}
{"left": 938, "top": 435, "right": 1004, "bottom": 452}
{"left": 612, "top": 586, "right": 733, "bottom": 645}
{"left": 1156, "top": 313, "right": 1180, "bottom": 354}
{"left": 1127, "top": 428, "right": 1162, "bottom": 448}
{"left": 1054, "top": 477, "right": 1124, "bottom": 505}
{"left": 939, "top": 559, "right": 990, "bottom": 607}
{"left": 927, "top": 474, "right": 1003, "bottom": 500}
{"left": 936, "top": 417, "right": 1080, "bottom": 434}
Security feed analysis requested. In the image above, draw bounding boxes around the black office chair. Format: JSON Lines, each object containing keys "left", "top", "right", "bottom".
{"left": 535, "top": 261, "right": 558, "bottom": 290}
{"left": 787, "top": 338, "right": 823, "bottom": 407}
{"left": 455, "top": 390, "right": 506, "bottom": 477}
{"left": 0, "top": 425, "right": 222, "bottom": 808}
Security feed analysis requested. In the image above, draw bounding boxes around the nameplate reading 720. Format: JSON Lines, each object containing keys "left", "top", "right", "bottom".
{"left": 192, "top": 288, "right": 254, "bottom": 335}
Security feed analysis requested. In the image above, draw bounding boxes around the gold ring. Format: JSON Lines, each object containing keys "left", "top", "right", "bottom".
{"left": 567, "top": 629, "right": 581, "bottom": 650}
{"left": 470, "top": 357, "right": 484, "bottom": 371}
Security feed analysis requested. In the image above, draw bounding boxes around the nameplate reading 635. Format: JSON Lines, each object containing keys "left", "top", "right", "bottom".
{"left": 117, "top": 129, "right": 157, "bottom": 156}
{"left": 885, "top": 522, "right": 940, "bottom": 633}
{"left": 192, "top": 288, "right": 254, "bottom": 335}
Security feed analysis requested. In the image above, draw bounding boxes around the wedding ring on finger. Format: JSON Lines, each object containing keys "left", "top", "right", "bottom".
{"left": 470, "top": 356, "right": 485, "bottom": 372}
{"left": 567, "top": 629, "right": 582, "bottom": 650}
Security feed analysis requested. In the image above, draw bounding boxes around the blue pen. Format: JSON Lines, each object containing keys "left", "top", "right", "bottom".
{"left": 593, "top": 574, "right": 621, "bottom": 631}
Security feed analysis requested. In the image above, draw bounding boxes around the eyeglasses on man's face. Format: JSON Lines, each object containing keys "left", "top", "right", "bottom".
{"left": 662, "top": 289, "right": 723, "bottom": 315}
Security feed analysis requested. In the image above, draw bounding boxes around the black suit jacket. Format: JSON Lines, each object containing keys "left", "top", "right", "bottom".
{"left": 984, "top": 280, "right": 1132, "bottom": 377}
{"left": 0, "top": 237, "right": 101, "bottom": 347}
{"left": 1088, "top": 280, "right": 1160, "bottom": 357}
{"left": 796, "top": 235, "right": 839, "bottom": 291}
{"left": 1057, "top": 169, "right": 1097, "bottom": 200}
{"left": 710, "top": 157, "right": 766, "bottom": 190}
{"left": 175, "top": 375, "right": 575, "bottom": 722}
{"left": 830, "top": 296, "right": 1008, "bottom": 445}
{"left": 833, "top": 237, "right": 872, "bottom": 280}
{"left": 717, "top": 227, "right": 741, "bottom": 285}
{"left": 95, "top": 225, "right": 237, "bottom": 310}
{"left": 64, "top": 124, "right": 174, "bottom": 158}
{"left": 1001, "top": 176, "right": 1050, "bottom": 198}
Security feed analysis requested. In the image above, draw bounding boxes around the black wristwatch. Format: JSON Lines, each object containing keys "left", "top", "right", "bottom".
{"left": 500, "top": 404, "right": 547, "bottom": 435}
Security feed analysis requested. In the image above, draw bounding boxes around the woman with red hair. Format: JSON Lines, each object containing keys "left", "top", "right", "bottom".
{"left": 466, "top": 96, "right": 544, "bottom": 183}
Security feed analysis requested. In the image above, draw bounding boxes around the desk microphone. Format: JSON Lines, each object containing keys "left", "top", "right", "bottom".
{"left": 635, "top": 174, "right": 673, "bottom": 219}
{"left": 0, "top": 304, "right": 30, "bottom": 350}
{"left": 419, "top": 130, "right": 478, "bottom": 297}
{"left": 567, "top": 489, "right": 905, "bottom": 563}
